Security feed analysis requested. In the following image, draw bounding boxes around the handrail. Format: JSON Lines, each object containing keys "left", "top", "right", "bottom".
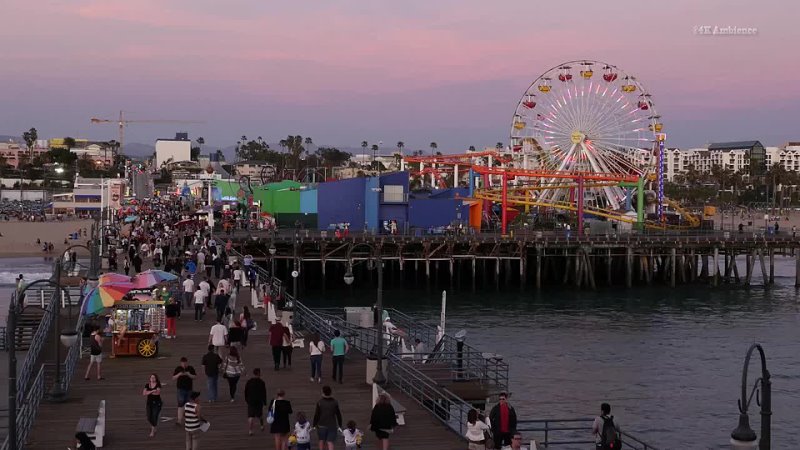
{"left": 516, "top": 419, "right": 661, "bottom": 449}
{"left": 0, "top": 365, "right": 46, "bottom": 450}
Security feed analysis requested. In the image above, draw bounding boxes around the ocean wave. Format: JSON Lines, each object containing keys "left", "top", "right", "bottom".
{"left": 0, "top": 271, "right": 54, "bottom": 286}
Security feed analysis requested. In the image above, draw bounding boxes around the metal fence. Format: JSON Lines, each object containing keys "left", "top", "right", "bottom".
{"left": 14, "top": 292, "right": 57, "bottom": 405}
{"left": 0, "top": 365, "right": 46, "bottom": 450}
{"left": 516, "top": 419, "right": 660, "bottom": 450}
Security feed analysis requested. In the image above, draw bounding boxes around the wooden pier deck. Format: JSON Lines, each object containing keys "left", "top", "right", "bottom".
{"left": 25, "top": 293, "right": 465, "bottom": 449}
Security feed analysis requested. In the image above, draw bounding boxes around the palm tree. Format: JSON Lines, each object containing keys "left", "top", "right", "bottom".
{"left": 279, "top": 139, "right": 287, "bottom": 152}
{"left": 371, "top": 144, "right": 379, "bottom": 168}
{"left": 22, "top": 127, "right": 38, "bottom": 159}
{"left": 429, "top": 142, "right": 437, "bottom": 156}
{"left": 496, "top": 142, "right": 504, "bottom": 150}
{"left": 396, "top": 141, "right": 405, "bottom": 156}
{"left": 361, "top": 140, "right": 368, "bottom": 166}
{"left": 468, "top": 145, "right": 476, "bottom": 152}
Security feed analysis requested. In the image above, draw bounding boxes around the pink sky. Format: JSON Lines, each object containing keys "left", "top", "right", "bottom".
{"left": 1, "top": 0, "right": 798, "bottom": 151}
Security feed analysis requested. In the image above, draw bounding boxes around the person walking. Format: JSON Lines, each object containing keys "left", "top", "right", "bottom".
{"left": 182, "top": 275, "right": 195, "bottom": 310}
{"left": 592, "top": 403, "right": 621, "bottom": 450}
{"left": 465, "top": 409, "right": 491, "bottom": 450}
{"left": 308, "top": 333, "right": 325, "bottom": 383}
{"left": 214, "top": 288, "right": 230, "bottom": 323}
{"left": 172, "top": 357, "right": 197, "bottom": 425}
{"left": 244, "top": 368, "right": 267, "bottom": 435}
{"left": 270, "top": 389, "right": 293, "bottom": 450}
{"left": 133, "top": 252, "right": 143, "bottom": 273}
{"left": 165, "top": 297, "right": 179, "bottom": 338}
{"left": 84, "top": 329, "right": 104, "bottom": 380}
{"left": 342, "top": 420, "right": 364, "bottom": 450}
{"left": 330, "top": 330, "right": 348, "bottom": 383}
{"left": 123, "top": 257, "right": 131, "bottom": 276}
{"left": 223, "top": 346, "right": 245, "bottom": 402}
{"left": 209, "top": 318, "right": 228, "bottom": 353}
{"left": 312, "top": 385, "right": 342, "bottom": 450}
{"left": 201, "top": 344, "right": 222, "bottom": 403}
{"left": 269, "top": 320, "right": 285, "bottom": 371}
{"left": 489, "top": 392, "right": 517, "bottom": 449}
{"left": 193, "top": 286, "right": 207, "bottom": 321}
{"left": 240, "top": 305, "right": 253, "bottom": 347}
{"left": 281, "top": 322, "right": 293, "bottom": 369}
{"left": 292, "top": 411, "right": 312, "bottom": 450}
{"left": 142, "top": 373, "right": 163, "bottom": 438}
{"left": 370, "top": 392, "right": 397, "bottom": 450}
{"left": 184, "top": 391, "right": 205, "bottom": 450}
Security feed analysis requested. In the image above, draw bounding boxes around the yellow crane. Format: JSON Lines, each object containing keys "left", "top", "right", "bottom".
{"left": 90, "top": 110, "right": 203, "bottom": 155}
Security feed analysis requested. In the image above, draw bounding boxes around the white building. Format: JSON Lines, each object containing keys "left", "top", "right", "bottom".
{"left": 663, "top": 141, "right": 767, "bottom": 182}
{"left": 155, "top": 133, "right": 192, "bottom": 168}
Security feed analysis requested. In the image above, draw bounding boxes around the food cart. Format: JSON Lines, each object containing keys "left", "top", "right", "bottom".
{"left": 111, "top": 291, "right": 165, "bottom": 357}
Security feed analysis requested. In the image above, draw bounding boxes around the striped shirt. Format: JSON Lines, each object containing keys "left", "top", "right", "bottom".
{"left": 184, "top": 402, "right": 201, "bottom": 431}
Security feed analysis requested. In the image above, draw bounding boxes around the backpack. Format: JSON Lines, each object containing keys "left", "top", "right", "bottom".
{"left": 599, "top": 415, "right": 621, "bottom": 450}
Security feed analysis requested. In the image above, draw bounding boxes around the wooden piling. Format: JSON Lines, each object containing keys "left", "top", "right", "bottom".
{"left": 758, "top": 249, "right": 768, "bottom": 286}
{"left": 712, "top": 248, "right": 719, "bottom": 286}
{"left": 535, "top": 248, "right": 542, "bottom": 289}
{"left": 670, "top": 248, "right": 676, "bottom": 288}
{"left": 769, "top": 249, "right": 775, "bottom": 285}
{"left": 625, "top": 247, "right": 633, "bottom": 288}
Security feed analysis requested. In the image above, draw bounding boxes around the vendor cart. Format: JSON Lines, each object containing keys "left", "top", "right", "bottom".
{"left": 111, "top": 299, "right": 165, "bottom": 357}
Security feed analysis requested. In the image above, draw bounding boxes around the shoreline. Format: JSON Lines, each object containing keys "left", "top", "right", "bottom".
{"left": 0, "top": 219, "right": 95, "bottom": 259}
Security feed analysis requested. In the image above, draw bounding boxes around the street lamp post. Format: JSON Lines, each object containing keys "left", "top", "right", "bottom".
{"left": 343, "top": 244, "right": 386, "bottom": 385}
{"left": 269, "top": 243, "right": 277, "bottom": 279}
{"left": 730, "top": 343, "right": 771, "bottom": 450}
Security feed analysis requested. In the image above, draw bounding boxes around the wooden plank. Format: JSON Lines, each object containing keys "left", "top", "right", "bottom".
{"left": 26, "top": 291, "right": 464, "bottom": 450}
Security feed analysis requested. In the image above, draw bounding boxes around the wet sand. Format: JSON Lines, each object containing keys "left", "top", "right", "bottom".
{"left": 0, "top": 219, "right": 95, "bottom": 257}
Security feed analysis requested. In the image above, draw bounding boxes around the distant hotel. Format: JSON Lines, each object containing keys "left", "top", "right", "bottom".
{"left": 664, "top": 141, "right": 800, "bottom": 182}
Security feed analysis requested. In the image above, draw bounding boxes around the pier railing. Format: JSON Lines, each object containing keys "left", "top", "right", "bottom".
{"left": 516, "top": 419, "right": 660, "bottom": 450}
{"left": 1, "top": 366, "right": 46, "bottom": 450}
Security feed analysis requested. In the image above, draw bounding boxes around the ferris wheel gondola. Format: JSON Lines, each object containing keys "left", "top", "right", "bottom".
{"left": 510, "top": 59, "right": 662, "bottom": 210}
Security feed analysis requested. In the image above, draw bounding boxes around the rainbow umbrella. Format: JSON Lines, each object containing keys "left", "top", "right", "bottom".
{"left": 82, "top": 282, "right": 136, "bottom": 315}
{"left": 132, "top": 269, "right": 178, "bottom": 289}
{"left": 99, "top": 273, "right": 132, "bottom": 284}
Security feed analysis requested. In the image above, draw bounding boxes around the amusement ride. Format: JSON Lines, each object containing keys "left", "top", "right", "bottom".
{"left": 402, "top": 59, "right": 699, "bottom": 234}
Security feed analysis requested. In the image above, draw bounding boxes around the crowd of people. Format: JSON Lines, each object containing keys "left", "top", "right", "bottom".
{"left": 87, "top": 196, "right": 401, "bottom": 450}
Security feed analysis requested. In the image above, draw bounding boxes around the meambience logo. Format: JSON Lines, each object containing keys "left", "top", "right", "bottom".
{"left": 693, "top": 25, "right": 758, "bottom": 36}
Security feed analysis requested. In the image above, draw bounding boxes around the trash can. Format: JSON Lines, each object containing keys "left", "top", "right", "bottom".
{"left": 344, "top": 307, "right": 374, "bottom": 328}
{"left": 365, "top": 354, "right": 388, "bottom": 385}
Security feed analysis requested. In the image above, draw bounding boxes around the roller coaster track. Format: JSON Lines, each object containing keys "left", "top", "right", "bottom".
{"left": 474, "top": 187, "right": 700, "bottom": 230}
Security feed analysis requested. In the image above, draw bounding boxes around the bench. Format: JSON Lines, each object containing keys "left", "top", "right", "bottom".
{"left": 75, "top": 400, "right": 105, "bottom": 447}
{"left": 375, "top": 385, "right": 407, "bottom": 426}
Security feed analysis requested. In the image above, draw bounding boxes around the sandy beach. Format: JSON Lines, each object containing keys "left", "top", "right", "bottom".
{"left": 0, "top": 219, "right": 96, "bottom": 257}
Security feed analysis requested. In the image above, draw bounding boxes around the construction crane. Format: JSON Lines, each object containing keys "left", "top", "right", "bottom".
{"left": 90, "top": 110, "right": 204, "bottom": 155}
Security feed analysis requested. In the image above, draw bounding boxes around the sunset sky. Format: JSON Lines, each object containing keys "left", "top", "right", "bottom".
{"left": 1, "top": 0, "right": 798, "bottom": 152}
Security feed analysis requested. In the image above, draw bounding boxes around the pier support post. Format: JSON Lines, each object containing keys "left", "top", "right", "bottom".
{"left": 732, "top": 253, "right": 740, "bottom": 283}
{"left": 519, "top": 256, "right": 526, "bottom": 289}
{"left": 796, "top": 251, "right": 800, "bottom": 288}
{"left": 535, "top": 248, "right": 542, "bottom": 289}
{"left": 712, "top": 247, "right": 719, "bottom": 287}
{"left": 759, "top": 249, "right": 768, "bottom": 286}
{"left": 745, "top": 249, "right": 755, "bottom": 286}
{"left": 670, "top": 248, "right": 676, "bottom": 288}
{"left": 606, "top": 249, "right": 613, "bottom": 286}
{"left": 625, "top": 247, "right": 633, "bottom": 288}
{"left": 449, "top": 258, "right": 455, "bottom": 287}
{"left": 471, "top": 258, "right": 476, "bottom": 291}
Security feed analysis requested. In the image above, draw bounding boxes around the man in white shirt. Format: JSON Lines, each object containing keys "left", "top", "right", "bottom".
{"left": 233, "top": 266, "right": 243, "bottom": 290}
{"left": 218, "top": 278, "right": 231, "bottom": 294}
{"left": 196, "top": 249, "right": 206, "bottom": 274}
{"left": 208, "top": 319, "right": 228, "bottom": 354}
{"left": 199, "top": 279, "right": 211, "bottom": 296}
{"left": 182, "top": 275, "right": 195, "bottom": 310}
{"left": 193, "top": 287, "right": 207, "bottom": 321}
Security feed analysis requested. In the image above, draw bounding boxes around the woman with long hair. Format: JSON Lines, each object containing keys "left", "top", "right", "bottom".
{"left": 269, "top": 389, "right": 293, "bottom": 450}
{"left": 223, "top": 346, "right": 245, "bottom": 402}
{"left": 465, "top": 408, "right": 491, "bottom": 450}
{"left": 240, "top": 305, "right": 253, "bottom": 347}
{"left": 369, "top": 392, "right": 398, "bottom": 450}
{"left": 308, "top": 332, "right": 325, "bottom": 383}
{"left": 142, "top": 373, "right": 162, "bottom": 437}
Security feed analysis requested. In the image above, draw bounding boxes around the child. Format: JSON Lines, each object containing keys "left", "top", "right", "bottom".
{"left": 342, "top": 420, "right": 363, "bottom": 449}
{"left": 292, "top": 411, "right": 311, "bottom": 450}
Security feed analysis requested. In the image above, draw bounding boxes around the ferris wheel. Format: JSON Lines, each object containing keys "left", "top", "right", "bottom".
{"left": 510, "top": 60, "right": 663, "bottom": 211}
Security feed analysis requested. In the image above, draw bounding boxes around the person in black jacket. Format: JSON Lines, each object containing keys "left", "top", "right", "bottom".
{"left": 244, "top": 368, "right": 267, "bottom": 435}
{"left": 488, "top": 392, "right": 517, "bottom": 449}
{"left": 370, "top": 392, "right": 398, "bottom": 449}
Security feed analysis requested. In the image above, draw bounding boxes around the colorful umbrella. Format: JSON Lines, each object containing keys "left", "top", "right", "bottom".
{"left": 124, "top": 215, "right": 139, "bottom": 223}
{"left": 132, "top": 269, "right": 178, "bottom": 288}
{"left": 82, "top": 282, "right": 135, "bottom": 315}
{"left": 99, "top": 273, "right": 132, "bottom": 284}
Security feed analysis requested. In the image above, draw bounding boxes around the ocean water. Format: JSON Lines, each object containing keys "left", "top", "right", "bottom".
{"left": 0, "top": 257, "right": 58, "bottom": 319}
{"left": 300, "top": 256, "right": 800, "bottom": 449}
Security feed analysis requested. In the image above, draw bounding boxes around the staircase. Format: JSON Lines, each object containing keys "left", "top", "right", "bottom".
{"left": 13, "top": 310, "right": 46, "bottom": 351}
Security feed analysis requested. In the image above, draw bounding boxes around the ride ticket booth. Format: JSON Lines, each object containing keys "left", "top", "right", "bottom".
{"left": 111, "top": 296, "right": 165, "bottom": 358}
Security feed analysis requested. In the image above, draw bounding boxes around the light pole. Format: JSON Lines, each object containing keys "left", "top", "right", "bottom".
{"left": 269, "top": 243, "right": 277, "bottom": 279}
{"left": 730, "top": 343, "right": 771, "bottom": 450}
{"left": 342, "top": 243, "right": 386, "bottom": 385}
{"left": 292, "top": 239, "right": 299, "bottom": 302}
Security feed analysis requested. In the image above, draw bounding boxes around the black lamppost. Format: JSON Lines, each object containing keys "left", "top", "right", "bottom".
{"left": 342, "top": 243, "right": 386, "bottom": 385}
{"left": 269, "top": 243, "right": 277, "bottom": 279}
{"left": 731, "top": 343, "right": 771, "bottom": 450}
